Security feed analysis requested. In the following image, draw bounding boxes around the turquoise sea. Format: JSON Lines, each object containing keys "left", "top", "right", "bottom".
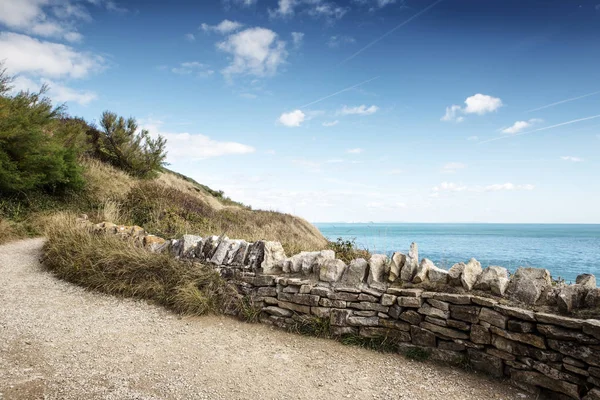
{"left": 313, "top": 223, "right": 600, "bottom": 283}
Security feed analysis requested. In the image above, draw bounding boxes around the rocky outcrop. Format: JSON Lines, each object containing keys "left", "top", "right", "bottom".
{"left": 506, "top": 267, "right": 552, "bottom": 305}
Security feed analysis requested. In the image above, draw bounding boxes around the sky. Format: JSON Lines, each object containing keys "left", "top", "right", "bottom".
{"left": 1, "top": 0, "right": 599, "bottom": 223}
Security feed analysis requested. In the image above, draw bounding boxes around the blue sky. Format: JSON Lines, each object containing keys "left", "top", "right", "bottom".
{"left": 1, "top": 0, "right": 599, "bottom": 223}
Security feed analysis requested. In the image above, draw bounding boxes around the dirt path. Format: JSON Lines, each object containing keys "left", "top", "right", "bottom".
{"left": 0, "top": 238, "right": 532, "bottom": 400}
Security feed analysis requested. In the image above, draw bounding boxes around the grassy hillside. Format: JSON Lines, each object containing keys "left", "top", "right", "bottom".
{"left": 0, "top": 157, "right": 328, "bottom": 255}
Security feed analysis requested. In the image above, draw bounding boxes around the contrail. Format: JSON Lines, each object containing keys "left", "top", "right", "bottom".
{"left": 336, "top": 0, "right": 445, "bottom": 67}
{"left": 478, "top": 114, "right": 600, "bottom": 144}
{"left": 526, "top": 91, "right": 600, "bottom": 113}
{"left": 299, "top": 76, "right": 380, "bottom": 109}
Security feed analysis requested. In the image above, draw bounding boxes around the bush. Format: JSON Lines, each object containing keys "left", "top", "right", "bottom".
{"left": 90, "top": 111, "right": 167, "bottom": 178}
{"left": 328, "top": 237, "right": 370, "bottom": 263}
{"left": 0, "top": 68, "right": 85, "bottom": 194}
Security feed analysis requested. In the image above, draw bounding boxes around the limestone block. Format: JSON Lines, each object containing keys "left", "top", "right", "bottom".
{"left": 506, "top": 267, "right": 552, "bottom": 305}
{"left": 474, "top": 266, "right": 509, "bottom": 295}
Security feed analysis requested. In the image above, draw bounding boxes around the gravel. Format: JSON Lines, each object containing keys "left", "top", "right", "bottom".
{"left": 0, "top": 238, "right": 533, "bottom": 400}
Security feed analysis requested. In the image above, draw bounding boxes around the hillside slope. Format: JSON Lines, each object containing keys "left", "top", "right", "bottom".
{"left": 0, "top": 158, "right": 328, "bottom": 254}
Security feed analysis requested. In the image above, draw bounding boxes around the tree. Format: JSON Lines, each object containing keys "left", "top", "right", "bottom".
{"left": 92, "top": 111, "right": 167, "bottom": 178}
{"left": 0, "top": 66, "right": 84, "bottom": 194}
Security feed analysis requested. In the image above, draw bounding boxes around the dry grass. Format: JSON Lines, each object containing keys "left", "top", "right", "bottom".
{"left": 80, "top": 158, "right": 135, "bottom": 203}
{"left": 42, "top": 213, "right": 241, "bottom": 316}
{"left": 0, "top": 219, "right": 27, "bottom": 245}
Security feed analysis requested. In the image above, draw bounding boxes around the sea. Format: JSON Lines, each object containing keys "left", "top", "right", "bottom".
{"left": 313, "top": 223, "right": 600, "bottom": 283}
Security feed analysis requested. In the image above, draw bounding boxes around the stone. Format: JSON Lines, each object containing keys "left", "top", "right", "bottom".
{"left": 557, "top": 284, "right": 588, "bottom": 313}
{"left": 319, "top": 298, "right": 346, "bottom": 308}
{"left": 419, "top": 322, "right": 469, "bottom": 339}
{"left": 175, "top": 234, "right": 203, "bottom": 258}
{"left": 328, "top": 292, "right": 359, "bottom": 301}
{"left": 507, "top": 320, "right": 535, "bottom": 333}
{"left": 210, "top": 238, "right": 234, "bottom": 264}
{"left": 388, "top": 304, "right": 402, "bottom": 319}
{"left": 448, "top": 262, "right": 465, "bottom": 286}
{"left": 510, "top": 370, "right": 580, "bottom": 399}
{"left": 330, "top": 308, "right": 352, "bottom": 326}
{"left": 479, "top": 307, "right": 509, "bottom": 329}
{"left": 418, "top": 303, "right": 449, "bottom": 319}
{"left": 339, "top": 258, "right": 368, "bottom": 286}
{"left": 347, "top": 302, "right": 389, "bottom": 313}
{"left": 278, "top": 293, "right": 319, "bottom": 306}
{"left": 577, "top": 273, "right": 597, "bottom": 289}
{"left": 398, "top": 297, "right": 423, "bottom": 308}
{"left": 283, "top": 250, "right": 332, "bottom": 274}
{"left": 585, "top": 288, "right": 600, "bottom": 308}
{"left": 311, "top": 287, "right": 332, "bottom": 297}
{"left": 368, "top": 254, "right": 389, "bottom": 284}
{"left": 380, "top": 294, "right": 396, "bottom": 306}
{"left": 583, "top": 319, "right": 600, "bottom": 340}
{"left": 492, "top": 335, "right": 561, "bottom": 363}
{"left": 494, "top": 304, "right": 536, "bottom": 322}
{"left": 347, "top": 316, "right": 379, "bottom": 327}
{"left": 584, "top": 389, "right": 600, "bottom": 400}
{"left": 277, "top": 301, "right": 310, "bottom": 314}
{"left": 299, "top": 285, "right": 312, "bottom": 294}
{"left": 411, "top": 326, "right": 437, "bottom": 347}
{"left": 400, "top": 242, "right": 419, "bottom": 282}
{"left": 432, "top": 293, "right": 472, "bottom": 305}
{"left": 336, "top": 286, "right": 361, "bottom": 294}
{"left": 467, "top": 349, "right": 504, "bottom": 378}
{"left": 263, "top": 306, "right": 293, "bottom": 317}
{"left": 399, "top": 310, "right": 422, "bottom": 325}
{"left": 143, "top": 235, "right": 168, "bottom": 253}
{"left": 563, "top": 363, "right": 589, "bottom": 377}
{"left": 538, "top": 324, "right": 599, "bottom": 344}
{"left": 450, "top": 305, "right": 480, "bottom": 323}
{"left": 319, "top": 259, "right": 347, "bottom": 282}
{"left": 474, "top": 266, "right": 509, "bottom": 295}
{"left": 427, "top": 299, "right": 450, "bottom": 311}
{"left": 506, "top": 267, "right": 552, "bottom": 305}
{"left": 425, "top": 316, "right": 447, "bottom": 327}
{"left": 535, "top": 313, "right": 584, "bottom": 329}
{"left": 487, "top": 348, "right": 516, "bottom": 361}
{"left": 532, "top": 360, "right": 584, "bottom": 385}
{"left": 263, "top": 297, "right": 278, "bottom": 305}
{"left": 438, "top": 340, "right": 466, "bottom": 352}
{"left": 460, "top": 258, "right": 482, "bottom": 291}
{"left": 353, "top": 310, "right": 377, "bottom": 317}
{"left": 257, "top": 287, "right": 277, "bottom": 297}
{"left": 224, "top": 240, "right": 248, "bottom": 265}
{"left": 446, "top": 319, "right": 470, "bottom": 331}
{"left": 388, "top": 252, "right": 406, "bottom": 283}
{"left": 199, "top": 235, "right": 220, "bottom": 259}
{"left": 471, "top": 296, "right": 498, "bottom": 307}
{"left": 358, "top": 293, "right": 378, "bottom": 302}
{"left": 359, "top": 327, "right": 411, "bottom": 342}
{"left": 489, "top": 326, "right": 546, "bottom": 349}
{"left": 261, "top": 241, "right": 287, "bottom": 274}
{"left": 390, "top": 288, "right": 423, "bottom": 297}
{"left": 471, "top": 324, "right": 491, "bottom": 344}
{"left": 428, "top": 265, "right": 449, "bottom": 285}
{"left": 330, "top": 326, "right": 357, "bottom": 336}
{"left": 379, "top": 319, "right": 411, "bottom": 331}
{"left": 564, "top": 357, "right": 586, "bottom": 368}
{"left": 413, "top": 258, "right": 433, "bottom": 284}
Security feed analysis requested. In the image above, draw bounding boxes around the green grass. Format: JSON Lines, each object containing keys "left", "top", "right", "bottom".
{"left": 340, "top": 333, "right": 400, "bottom": 353}
{"left": 404, "top": 347, "right": 431, "bottom": 361}
{"left": 288, "top": 316, "right": 331, "bottom": 338}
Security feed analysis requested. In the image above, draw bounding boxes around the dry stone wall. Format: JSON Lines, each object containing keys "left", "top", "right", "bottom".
{"left": 88, "top": 219, "right": 600, "bottom": 400}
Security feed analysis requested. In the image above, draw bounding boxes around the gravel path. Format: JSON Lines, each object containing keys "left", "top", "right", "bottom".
{"left": 0, "top": 238, "right": 532, "bottom": 400}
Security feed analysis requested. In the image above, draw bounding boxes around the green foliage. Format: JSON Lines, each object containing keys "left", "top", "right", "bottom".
{"left": 92, "top": 111, "right": 167, "bottom": 178}
{"left": 238, "top": 296, "right": 263, "bottom": 323}
{"left": 404, "top": 347, "right": 431, "bottom": 361}
{"left": 289, "top": 316, "right": 331, "bottom": 337}
{"left": 328, "top": 237, "right": 370, "bottom": 263}
{"left": 0, "top": 68, "right": 85, "bottom": 194}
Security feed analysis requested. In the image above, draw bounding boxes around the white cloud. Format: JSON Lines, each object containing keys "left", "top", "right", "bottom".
{"left": 353, "top": 0, "right": 397, "bottom": 9}
{"left": 433, "top": 182, "right": 468, "bottom": 193}
{"left": 387, "top": 169, "right": 403, "bottom": 175}
{"left": 223, "top": 0, "right": 257, "bottom": 7}
{"left": 279, "top": 109, "right": 305, "bottom": 127}
{"left": 0, "top": 0, "right": 125, "bottom": 42}
{"left": 501, "top": 118, "right": 543, "bottom": 134}
{"left": 338, "top": 104, "right": 378, "bottom": 116}
{"left": 441, "top": 105, "right": 464, "bottom": 122}
{"left": 464, "top": 94, "right": 503, "bottom": 115}
{"left": 269, "top": 0, "right": 347, "bottom": 20}
{"left": 291, "top": 31, "right": 304, "bottom": 48}
{"left": 560, "top": 156, "right": 583, "bottom": 162}
{"left": 201, "top": 19, "right": 244, "bottom": 34}
{"left": 142, "top": 120, "right": 255, "bottom": 161}
{"left": 467, "top": 136, "right": 479, "bottom": 141}
{"left": 0, "top": 32, "right": 105, "bottom": 79}
{"left": 322, "top": 120, "right": 339, "bottom": 127}
{"left": 347, "top": 148, "right": 364, "bottom": 154}
{"left": 327, "top": 35, "right": 355, "bottom": 48}
{"left": 442, "top": 94, "right": 503, "bottom": 122}
{"left": 12, "top": 75, "right": 97, "bottom": 105}
{"left": 484, "top": 183, "right": 534, "bottom": 192}
{"left": 217, "top": 27, "right": 288, "bottom": 78}
{"left": 171, "top": 62, "right": 214, "bottom": 77}
{"left": 184, "top": 33, "right": 195, "bottom": 42}
{"left": 442, "top": 162, "right": 466, "bottom": 173}
{"left": 432, "top": 182, "right": 535, "bottom": 194}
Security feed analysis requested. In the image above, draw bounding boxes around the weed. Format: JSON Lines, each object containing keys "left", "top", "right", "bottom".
{"left": 404, "top": 347, "right": 431, "bottom": 361}
{"left": 340, "top": 333, "right": 399, "bottom": 353}
{"left": 289, "top": 316, "right": 331, "bottom": 338}
{"left": 238, "top": 296, "right": 263, "bottom": 323}
{"left": 327, "top": 237, "right": 370, "bottom": 264}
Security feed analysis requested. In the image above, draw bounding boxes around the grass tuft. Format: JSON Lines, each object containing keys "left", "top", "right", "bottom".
{"left": 42, "top": 213, "right": 241, "bottom": 316}
{"left": 288, "top": 316, "right": 331, "bottom": 338}
{"left": 404, "top": 347, "right": 431, "bottom": 361}
{"left": 340, "top": 334, "right": 399, "bottom": 353}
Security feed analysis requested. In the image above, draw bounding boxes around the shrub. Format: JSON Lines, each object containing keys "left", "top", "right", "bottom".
{"left": 90, "top": 111, "right": 167, "bottom": 178}
{"left": 0, "top": 68, "right": 85, "bottom": 194}
{"left": 328, "top": 237, "right": 370, "bottom": 263}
